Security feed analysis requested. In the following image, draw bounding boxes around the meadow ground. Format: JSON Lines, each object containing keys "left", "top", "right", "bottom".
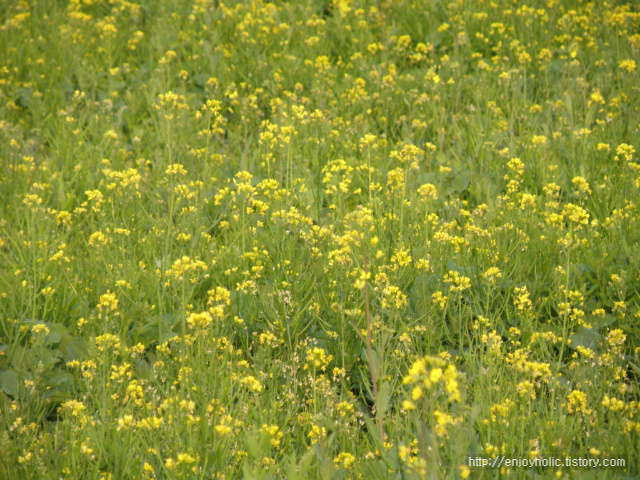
{"left": 1, "top": 0, "right": 639, "bottom": 478}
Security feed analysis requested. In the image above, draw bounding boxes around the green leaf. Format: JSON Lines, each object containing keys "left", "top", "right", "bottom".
{"left": 360, "top": 348, "right": 378, "bottom": 376}
{"left": 412, "top": 171, "right": 437, "bottom": 189}
{"left": 298, "top": 449, "right": 315, "bottom": 474}
{"left": 64, "top": 339, "right": 88, "bottom": 363}
{"left": 569, "top": 327, "right": 600, "bottom": 350}
{"left": 312, "top": 443, "right": 325, "bottom": 462}
{"left": 331, "top": 468, "right": 346, "bottom": 480}
{"left": 43, "top": 331, "right": 62, "bottom": 347}
{"left": 39, "top": 349, "right": 62, "bottom": 369}
{"left": 242, "top": 463, "right": 258, "bottom": 480}
{"left": 376, "top": 381, "right": 391, "bottom": 425}
{"left": 320, "top": 458, "right": 337, "bottom": 479}
{"left": 9, "top": 345, "right": 33, "bottom": 370}
{"left": 286, "top": 449, "right": 315, "bottom": 479}
{"left": 41, "top": 372, "right": 75, "bottom": 401}
{"left": 590, "top": 313, "right": 616, "bottom": 329}
{"left": 363, "top": 413, "right": 383, "bottom": 449}
{"left": 47, "top": 322, "right": 69, "bottom": 336}
{"left": 447, "top": 169, "right": 470, "bottom": 195}
{"left": 0, "top": 369, "right": 21, "bottom": 396}
{"left": 244, "top": 431, "right": 261, "bottom": 459}
{"left": 311, "top": 258, "right": 325, "bottom": 279}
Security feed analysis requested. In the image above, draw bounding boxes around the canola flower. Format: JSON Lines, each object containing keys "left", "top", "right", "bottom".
{"left": 1, "top": 0, "right": 639, "bottom": 478}
{"left": 403, "top": 356, "right": 461, "bottom": 408}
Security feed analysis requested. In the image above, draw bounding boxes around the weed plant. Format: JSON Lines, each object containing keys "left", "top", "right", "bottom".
{"left": 0, "top": 0, "right": 639, "bottom": 479}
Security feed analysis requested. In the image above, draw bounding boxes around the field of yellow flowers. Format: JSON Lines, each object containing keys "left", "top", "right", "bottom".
{"left": 1, "top": 0, "right": 639, "bottom": 478}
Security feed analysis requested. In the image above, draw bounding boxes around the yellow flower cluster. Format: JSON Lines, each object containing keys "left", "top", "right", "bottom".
{"left": 304, "top": 347, "right": 333, "bottom": 372}
{"left": 164, "top": 256, "right": 208, "bottom": 283}
{"left": 402, "top": 356, "right": 461, "bottom": 409}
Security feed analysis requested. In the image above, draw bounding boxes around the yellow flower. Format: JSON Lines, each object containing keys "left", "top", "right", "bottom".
{"left": 615, "top": 143, "right": 635, "bottom": 162}
{"left": 117, "top": 415, "right": 135, "bottom": 431}
{"left": 260, "top": 424, "right": 283, "bottom": 447}
{"left": 402, "top": 400, "right": 416, "bottom": 411}
{"left": 305, "top": 347, "right": 333, "bottom": 371}
{"left": 334, "top": 452, "right": 356, "bottom": 469}
{"left": 215, "top": 425, "right": 232, "bottom": 435}
{"left": 567, "top": 390, "right": 587, "bottom": 413}
{"left": 430, "top": 368, "right": 443, "bottom": 383}
{"left": 239, "top": 375, "right": 262, "bottom": 392}
{"left": 531, "top": 135, "right": 547, "bottom": 146}
{"left": 412, "top": 386, "right": 424, "bottom": 400}
{"left": 619, "top": 59, "right": 637, "bottom": 72}
{"left": 177, "top": 453, "right": 196, "bottom": 464}
{"left": 482, "top": 267, "right": 502, "bottom": 281}
{"left": 354, "top": 269, "right": 371, "bottom": 289}
{"left": 308, "top": 424, "right": 327, "bottom": 444}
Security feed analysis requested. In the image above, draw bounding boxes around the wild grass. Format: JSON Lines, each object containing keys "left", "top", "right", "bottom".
{"left": 1, "top": 0, "right": 639, "bottom": 478}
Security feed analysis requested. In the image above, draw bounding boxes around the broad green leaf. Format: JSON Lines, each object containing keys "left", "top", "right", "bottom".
{"left": 0, "top": 369, "right": 21, "bottom": 396}
{"left": 447, "top": 169, "right": 470, "bottom": 194}
{"left": 376, "top": 381, "right": 391, "bottom": 424}
{"left": 244, "top": 432, "right": 260, "bottom": 459}
{"left": 569, "top": 327, "right": 600, "bottom": 350}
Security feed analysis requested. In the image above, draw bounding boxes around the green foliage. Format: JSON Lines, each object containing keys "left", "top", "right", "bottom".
{"left": 1, "top": 0, "right": 640, "bottom": 478}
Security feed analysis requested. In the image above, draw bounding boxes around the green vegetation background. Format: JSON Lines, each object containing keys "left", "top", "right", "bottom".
{"left": 1, "top": 0, "right": 639, "bottom": 478}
